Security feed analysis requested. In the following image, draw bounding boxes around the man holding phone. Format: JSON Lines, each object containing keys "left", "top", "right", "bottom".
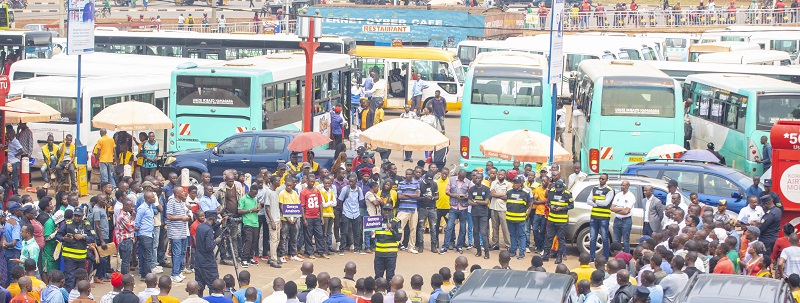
{"left": 440, "top": 169, "right": 472, "bottom": 255}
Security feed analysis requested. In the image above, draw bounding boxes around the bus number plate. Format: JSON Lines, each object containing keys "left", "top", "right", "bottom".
{"left": 206, "top": 142, "right": 218, "bottom": 148}
{"left": 629, "top": 157, "right": 644, "bottom": 163}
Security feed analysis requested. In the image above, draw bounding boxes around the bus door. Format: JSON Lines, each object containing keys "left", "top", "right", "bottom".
{"left": 153, "top": 90, "right": 169, "bottom": 154}
{"left": 386, "top": 60, "right": 409, "bottom": 108}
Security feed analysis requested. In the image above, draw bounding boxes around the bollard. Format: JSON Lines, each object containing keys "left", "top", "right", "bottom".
{"left": 244, "top": 173, "right": 252, "bottom": 189}
{"left": 181, "top": 168, "right": 190, "bottom": 192}
{"left": 20, "top": 156, "right": 30, "bottom": 190}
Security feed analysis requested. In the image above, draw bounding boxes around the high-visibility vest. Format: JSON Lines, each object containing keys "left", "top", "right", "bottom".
{"left": 590, "top": 185, "right": 614, "bottom": 219}
{"left": 547, "top": 189, "right": 573, "bottom": 224}
{"left": 320, "top": 188, "right": 336, "bottom": 218}
{"left": 375, "top": 218, "right": 401, "bottom": 255}
{"left": 505, "top": 189, "right": 530, "bottom": 223}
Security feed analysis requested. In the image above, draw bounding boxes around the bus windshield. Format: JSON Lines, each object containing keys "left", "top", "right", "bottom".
{"left": 175, "top": 76, "right": 250, "bottom": 108}
{"left": 757, "top": 94, "right": 800, "bottom": 130}
{"left": 472, "top": 76, "right": 543, "bottom": 107}
{"left": 665, "top": 38, "right": 687, "bottom": 48}
{"left": 458, "top": 46, "right": 475, "bottom": 65}
{"left": 601, "top": 85, "right": 676, "bottom": 118}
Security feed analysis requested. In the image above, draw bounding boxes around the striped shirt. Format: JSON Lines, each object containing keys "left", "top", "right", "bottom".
{"left": 397, "top": 180, "right": 420, "bottom": 212}
{"left": 166, "top": 197, "right": 189, "bottom": 240}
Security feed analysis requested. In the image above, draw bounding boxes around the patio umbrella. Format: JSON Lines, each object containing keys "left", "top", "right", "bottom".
{"left": 479, "top": 129, "right": 572, "bottom": 163}
{"left": 679, "top": 149, "right": 722, "bottom": 163}
{"left": 91, "top": 100, "right": 173, "bottom": 131}
{"left": 287, "top": 132, "right": 332, "bottom": 152}
{"left": 646, "top": 144, "right": 686, "bottom": 159}
{"left": 3, "top": 98, "right": 60, "bottom": 123}
{"left": 359, "top": 118, "right": 449, "bottom": 151}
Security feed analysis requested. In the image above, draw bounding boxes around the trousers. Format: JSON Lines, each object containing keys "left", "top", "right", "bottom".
{"left": 118, "top": 239, "right": 133, "bottom": 275}
{"left": 63, "top": 257, "right": 86, "bottom": 292}
{"left": 241, "top": 225, "right": 258, "bottom": 262}
{"left": 280, "top": 221, "right": 299, "bottom": 256}
{"left": 472, "top": 215, "right": 489, "bottom": 253}
{"left": 490, "top": 209, "right": 510, "bottom": 248}
{"left": 544, "top": 222, "right": 567, "bottom": 255}
{"left": 374, "top": 255, "right": 397, "bottom": 279}
{"left": 304, "top": 218, "right": 326, "bottom": 255}
{"left": 416, "top": 207, "right": 438, "bottom": 250}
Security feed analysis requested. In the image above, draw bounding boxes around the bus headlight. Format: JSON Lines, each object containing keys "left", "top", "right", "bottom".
{"left": 164, "top": 156, "right": 177, "bottom": 166}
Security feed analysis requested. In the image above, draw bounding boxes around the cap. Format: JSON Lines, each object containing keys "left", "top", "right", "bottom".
{"left": 357, "top": 146, "right": 366, "bottom": 153}
{"left": 635, "top": 286, "right": 650, "bottom": 299}
{"left": 718, "top": 199, "right": 727, "bottom": 206}
{"left": 204, "top": 210, "right": 218, "bottom": 218}
{"left": 22, "top": 205, "right": 36, "bottom": 214}
{"left": 301, "top": 162, "right": 311, "bottom": 169}
{"left": 668, "top": 179, "right": 679, "bottom": 187}
{"left": 382, "top": 203, "right": 394, "bottom": 210}
{"left": 141, "top": 181, "right": 155, "bottom": 189}
{"left": 764, "top": 179, "right": 773, "bottom": 186}
{"left": 111, "top": 272, "right": 123, "bottom": 287}
{"left": 746, "top": 226, "right": 761, "bottom": 238}
{"left": 760, "top": 194, "right": 774, "bottom": 204}
{"left": 507, "top": 170, "right": 518, "bottom": 180}
{"left": 372, "top": 167, "right": 381, "bottom": 175}
{"left": 513, "top": 176, "right": 525, "bottom": 183}
{"left": 7, "top": 203, "right": 21, "bottom": 213}
{"left": 539, "top": 167, "right": 548, "bottom": 173}
{"left": 553, "top": 180, "right": 566, "bottom": 190}
{"left": 73, "top": 207, "right": 85, "bottom": 216}
{"left": 277, "top": 163, "right": 287, "bottom": 170}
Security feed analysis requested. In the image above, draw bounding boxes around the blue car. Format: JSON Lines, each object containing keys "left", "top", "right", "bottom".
{"left": 622, "top": 160, "right": 757, "bottom": 213}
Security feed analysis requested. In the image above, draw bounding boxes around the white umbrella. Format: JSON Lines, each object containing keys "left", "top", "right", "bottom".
{"left": 646, "top": 144, "right": 687, "bottom": 159}
{"left": 479, "top": 129, "right": 572, "bottom": 163}
{"left": 4, "top": 98, "right": 61, "bottom": 123}
{"left": 91, "top": 100, "right": 173, "bottom": 131}
{"left": 359, "top": 118, "right": 449, "bottom": 151}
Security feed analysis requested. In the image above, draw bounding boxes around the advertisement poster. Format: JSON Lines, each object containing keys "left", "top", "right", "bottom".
{"left": 67, "top": 0, "right": 95, "bottom": 55}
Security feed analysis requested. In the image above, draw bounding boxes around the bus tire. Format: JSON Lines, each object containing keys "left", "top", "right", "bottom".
{"left": 422, "top": 97, "right": 434, "bottom": 113}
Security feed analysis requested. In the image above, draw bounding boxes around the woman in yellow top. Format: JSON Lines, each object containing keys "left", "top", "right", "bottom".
{"left": 320, "top": 176, "right": 337, "bottom": 252}
{"left": 377, "top": 180, "right": 397, "bottom": 210}
{"left": 115, "top": 142, "right": 134, "bottom": 182}
{"left": 373, "top": 100, "right": 385, "bottom": 125}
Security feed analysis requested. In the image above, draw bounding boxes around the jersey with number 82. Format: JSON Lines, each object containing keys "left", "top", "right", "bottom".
{"left": 300, "top": 188, "right": 323, "bottom": 218}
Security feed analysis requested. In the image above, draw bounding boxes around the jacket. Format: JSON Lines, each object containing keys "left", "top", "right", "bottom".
{"left": 611, "top": 283, "right": 635, "bottom": 303}
{"left": 645, "top": 195, "right": 665, "bottom": 232}
{"left": 375, "top": 217, "right": 401, "bottom": 256}
{"left": 56, "top": 219, "right": 96, "bottom": 260}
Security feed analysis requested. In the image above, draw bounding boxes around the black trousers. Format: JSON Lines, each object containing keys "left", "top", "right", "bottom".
{"left": 374, "top": 255, "right": 397, "bottom": 279}
{"left": 241, "top": 225, "right": 258, "bottom": 261}
{"left": 195, "top": 263, "right": 219, "bottom": 297}
{"left": 544, "top": 222, "right": 567, "bottom": 255}
{"left": 258, "top": 215, "right": 270, "bottom": 257}
{"left": 473, "top": 215, "right": 490, "bottom": 253}
{"left": 64, "top": 258, "right": 86, "bottom": 292}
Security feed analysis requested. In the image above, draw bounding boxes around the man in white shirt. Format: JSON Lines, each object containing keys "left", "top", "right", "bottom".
{"left": 489, "top": 170, "right": 511, "bottom": 250}
{"left": 611, "top": 180, "right": 636, "bottom": 253}
{"left": 262, "top": 278, "right": 287, "bottom": 303}
{"left": 737, "top": 196, "right": 765, "bottom": 225}
{"left": 305, "top": 273, "right": 330, "bottom": 303}
{"left": 555, "top": 103, "right": 566, "bottom": 145}
{"left": 779, "top": 234, "right": 800, "bottom": 278}
{"left": 567, "top": 162, "right": 588, "bottom": 191}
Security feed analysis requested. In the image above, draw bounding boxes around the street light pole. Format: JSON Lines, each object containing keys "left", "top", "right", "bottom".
{"left": 299, "top": 16, "right": 319, "bottom": 162}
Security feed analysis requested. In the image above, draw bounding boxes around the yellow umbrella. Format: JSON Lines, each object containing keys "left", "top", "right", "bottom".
{"left": 359, "top": 118, "right": 449, "bottom": 151}
{"left": 4, "top": 98, "right": 61, "bottom": 123}
{"left": 479, "top": 129, "right": 572, "bottom": 163}
{"left": 92, "top": 100, "right": 173, "bottom": 131}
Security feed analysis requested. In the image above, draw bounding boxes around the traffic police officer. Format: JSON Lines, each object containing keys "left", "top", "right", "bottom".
{"left": 761, "top": 179, "right": 783, "bottom": 211}
{"left": 505, "top": 176, "right": 531, "bottom": 260}
{"left": 374, "top": 203, "right": 401, "bottom": 279}
{"left": 587, "top": 173, "right": 614, "bottom": 261}
{"left": 759, "top": 194, "right": 783, "bottom": 258}
{"left": 56, "top": 208, "right": 96, "bottom": 291}
{"left": 543, "top": 180, "right": 573, "bottom": 264}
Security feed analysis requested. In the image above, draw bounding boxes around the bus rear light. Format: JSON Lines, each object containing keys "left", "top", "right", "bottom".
{"left": 589, "top": 148, "right": 600, "bottom": 173}
{"left": 460, "top": 136, "right": 469, "bottom": 159}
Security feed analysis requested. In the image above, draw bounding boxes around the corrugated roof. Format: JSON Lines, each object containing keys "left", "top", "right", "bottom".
{"left": 451, "top": 270, "right": 573, "bottom": 303}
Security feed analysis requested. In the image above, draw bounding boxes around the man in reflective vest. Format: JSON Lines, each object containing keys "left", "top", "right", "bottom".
{"left": 56, "top": 207, "right": 96, "bottom": 291}
{"left": 543, "top": 180, "right": 573, "bottom": 264}
{"left": 586, "top": 173, "right": 614, "bottom": 261}
{"left": 374, "top": 203, "right": 401, "bottom": 279}
{"left": 505, "top": 176, "right": 531, "bottom": 260}
{"left": 40, "top": 134, "right": 59, "bottom": 184}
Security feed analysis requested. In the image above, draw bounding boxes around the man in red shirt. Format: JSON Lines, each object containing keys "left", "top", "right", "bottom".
{"left": 713, "top": 243, "right": 734, "bottom": 274}
{"left": 301, "top": 175, "right": 328, "bottom": 260}
{"left": 11, "top": 277, "right": 35, "bottom": 303}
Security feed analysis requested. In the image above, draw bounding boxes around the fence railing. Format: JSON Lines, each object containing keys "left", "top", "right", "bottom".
{"left": 137, "top": 20, "right": 297, "bottom": 34}
{"left": 526, "top": 8, "right": 800, "bottom": 29}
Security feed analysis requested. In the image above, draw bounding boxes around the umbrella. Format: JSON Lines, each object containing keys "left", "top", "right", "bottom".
{"left": 287, "top": 132, "right": 332, "bottom": 152}
{"left": 92, "top": 100, "right": 173, "bottom": 131}
{"left": 359, "top": 118, "right": 449, "bottom": 151}
{"left": 679, "top": 149, "right": 721, "bottom": 163}
{"left": 646, "top": 144, "right": 686, "bottom": 159}
{"left": 3, "top": 98, "right": 60, "bottom": 123}
{"left": 479, "top": 129, "right": 572, "bottom": 163}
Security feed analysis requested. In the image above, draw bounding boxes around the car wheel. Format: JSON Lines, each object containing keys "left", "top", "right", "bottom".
{"left": 188, "top": 170, "right": 203, "bottom": 186}
{"left": 577, "top": 226, "right": 605, "bottom": 256}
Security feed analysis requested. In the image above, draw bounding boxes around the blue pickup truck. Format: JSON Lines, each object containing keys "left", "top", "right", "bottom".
{"left": 161, "top": 130, "right": 348, "bottom": 185}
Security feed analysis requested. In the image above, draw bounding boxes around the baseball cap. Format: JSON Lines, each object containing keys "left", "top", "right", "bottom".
{"left": 301, "top": 162, "right": 311, "bottom": 169}
{"left": 718, "top": 199, "right": 727, "bottom": 206}
{"left": 73, "top": 207, "right": 85, "bottom": 216}
{"left": 745, "top": 226, "right": 761, "bottom": 238}
{"left": 764, "top": 179, "right": 773, "bottom": 186}
{"left": 513, "top": 176, "right": 525, "bottom": 183}
{"left": 277, "top": 163, "right": 287, "bottom": 170}
{"left": 372, "top": 167, "right": 381, "bottom": 175}
{"left": 22, "top": 205, "right": 36, "bottom": 214}
{"left": 7, "top": 203, "right": 21, "bottom": 213}
{"left": 141, "top": 181, "right": 155, "bottom": 189}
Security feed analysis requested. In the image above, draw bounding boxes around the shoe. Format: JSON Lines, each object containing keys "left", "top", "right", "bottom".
{"left": 270, "top": 262, "right": 282, "bottom": 268}
{"left": 329, "top": 248, "right": 339, "bottom": 253}
{"left": 155, "top": 265, "right": 163, "bottom": 271}
{"left": 400, "top": 245, "right": 407, "bottom": 251}
{"left": 484, "top": 253, "right": 490, "bottom": 259}
{"left": 517, "top": 255, "right": 525, "bottom": 260}
{"left": 358, "top": 250, "right": 366, "bottom": 255}
{"left": 321, "top": 254, "right": 330, "bottom": 259}
{"left": 307, "top": 255, "right": 316, "bottom": 260}
{"left": 439, "top": 249, "right": 447, "bottom": 255}
{"left": 492, "top": 245, "right": 500, "bottom": 251}
{"left": 292, "top": 255, "right": 304, "bottom": 262}
{"left": 261, "top": 256, "right": 271, "bottom": 261}
{"left": 409, "top": 248, "right": 419, "bottom": 254}
{"left": 152, "top": 267, "right": 163, "bottom": 274}
{"left": 241, "top": 261, "right": 249, "bottom": 268}
{"left": 475, "top": 251, "right": 482, "bottom": 257}
{"left": 280, "top": 257, "right": 288, "bottom": 263}
{"left": 542, "top": 253, "right": 550, "bottom": 262}
{"left": 510, "top": 253, "right": 516, "bottom": 258}
{"left": 171, "top": 276, "right": 184, "bottom": 283}
{"left": 466, "top": 245, "right": 474, "bottom": 250}
{"left": 339, "top": 251, "right": 345, "bottom": 256}
{"left": 179, "top": 273, "right": 187, "bottom": 280}
{"left": 431, "top": 248, "right": 438, "bottom": 253}
{"left": 457, "top": 248, "right": 463, "bottom": 254}
{"left": 182, "top": 268, "right": 194, "bottom": 274}
{"left": 525, "top": 248, "right": 531, "bottom": 253}
{"left": 538, "top": 250, "right": 546, "bottom": 256}
{"left": 93, "top": 278, "right": 105, "bottom": 284}
{"left": 555, "top": 253, "right": 563, "bottom": 264}
{"left": 252, "top": 257, "right": 259, "bottom": 264}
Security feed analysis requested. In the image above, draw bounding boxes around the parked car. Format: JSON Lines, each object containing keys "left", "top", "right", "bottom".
{"left": 674, "top": 274, "right": 791, "bottom": 303}
{"left": 161, "top": 130, "right": 353, "bottom": 185}
{"left": 567, "top": 175, "right": 738, "bottom": 256}
{"left": 622, "top": 160, "right": 756, "bottom": 213}
{"left": 451, "top": 269, "right": 576, "bottom": 303}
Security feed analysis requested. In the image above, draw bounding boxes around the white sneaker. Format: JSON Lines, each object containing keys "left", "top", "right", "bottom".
{"left": 280, "top": 257, "right": 288, "bottom": 263}
{"left": 155, "top": 266, "right": 163, "bottom": 271}
{"left": 408, "top": 248, "right": 419, "bottom": 254}
{"left": 171, "top": 276, "right": 184, "bottom": 283}
{"left": 152, "top": 267, "right": 163, "bottom": 274}
{"left": 178, "top": 273, "right": 187, "bottom": 280}
{"left": 525, "top": 248, "right": 531, "bottom": 253}
{"left": 291, "top": 255, "right": 304, "bottom": 262}
{"left": 182, "top": 269, "right": 194, "bottom": 274}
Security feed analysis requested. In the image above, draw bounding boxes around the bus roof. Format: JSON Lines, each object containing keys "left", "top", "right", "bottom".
{"left": 93, "top": 29, "right": 352, "bottom": 44}
{"left": 648, "top": 60, "right": 800, "bottom": 75}
{"left": 579, "top": 59, "right": 670, "bottom": 81}
{"left": 10, "top": 53, "right": 216, "bottom": 79}
{"left": 178, "top": 52, "right": 351, "bottom": 82}
{"left": 348, "top": 46, "right": 456, "bottom": 61}
{"left": 685, "top": 73, "right": 800, "bottom": 92}
{"left": 473, "top": 51, "right": 547, "bottom": 67}
{"left": 688, "top": 41, "right": 761, "bottom": 53}
{"left": 12, "top": 75, "right": 170, "bottom": 97}
{"left": 696, "top": 50, "right": 791, "bottom": 64}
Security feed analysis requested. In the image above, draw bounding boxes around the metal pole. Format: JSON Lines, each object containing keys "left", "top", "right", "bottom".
{"left": 211, "top": 0, "right": 216, "bottom": 31}
{"left": 76, "top": 54, "right": 81, "bottom": 145}
{"left": 299, "top": 17, "right": 319, "bottom": 162}
{"left": 284, "top": 0, "right": 289, "bottom": 33}
{"left": 59, "top": 0, "right": 65, "bottom": 37}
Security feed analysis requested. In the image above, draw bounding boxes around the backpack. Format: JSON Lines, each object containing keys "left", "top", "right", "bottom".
{"left": 187, "top": 16, "right": 195, "bottom": 24}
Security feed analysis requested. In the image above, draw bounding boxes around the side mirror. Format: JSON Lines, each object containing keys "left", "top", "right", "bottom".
{"left": 731, "top": 192, "right": 742, "bottom": 199}
{"left": 212, "top": 147, "right": 219, "bottom": 155}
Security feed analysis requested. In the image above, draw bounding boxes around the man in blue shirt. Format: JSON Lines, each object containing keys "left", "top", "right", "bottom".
{"left": 330, "top": 106, "right": 345, "bottom": 150}
{"left": 3, "top": 204, "right": 22, "bottom": 285}
{"left": 6, "top": 131, "right": 22, "bottom": 190}
{"left": 199, "top": 185, "right": 221, "bottom": 213}
{"left": 759, "top": 136, "right": 772, "bottom": 172}
{"left": 745, "top": 176, "right": 763, "bottom": 200}
{"left": 428, "top": 274, "right": 444, "bottom": 303}
{"left": 337, "top": 175, "right": 364, "bottom": 254}
{"left": 322, "top": 278, "right": 354, "bottom": 303}
{"left": 397, "top": 169, "right": 420, "bottom": 254}
{"left": 363, "top": 72, "right": 374, "bottom": 100}
{"left": 135, "top": 191, "right": 156, "bottom": 281}
{"left": 163, "top": 173, "right": 179, "bottom": 199}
